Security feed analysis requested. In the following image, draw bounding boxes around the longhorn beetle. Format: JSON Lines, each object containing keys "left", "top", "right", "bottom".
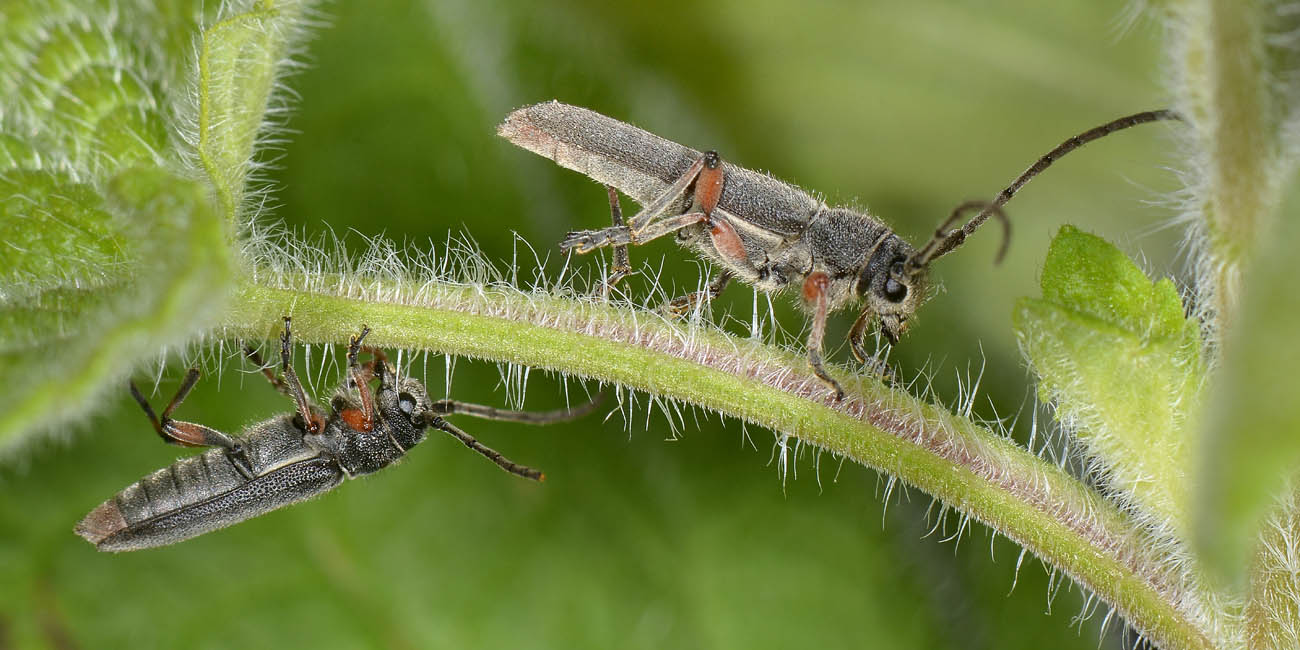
{"left": 77, "top": 317, "right": 601, "bottom": 552}
{"left": 499, "top": 101, "right": 1178, "bottom": 399}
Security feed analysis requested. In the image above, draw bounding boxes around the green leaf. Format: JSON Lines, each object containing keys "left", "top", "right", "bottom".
{"left": 0, "top": 8, "right": 174, "bottom": 170}
{"left": 0, "top": 0, "right": 318, "bottom": 449}
{"left": 0, "top": 170, "right": 129, "bottom": 301}
{"left": 1014, "top": 226, "right": 1205, "bottom": 535}
{"left": 0, "top": 3, "right": 219, "bottom": 450}
{"left": 0, "top": 168, "right": 233, "bottom": 452}
{"left": 193, "top": 0, "right": 311, "bottom": 221}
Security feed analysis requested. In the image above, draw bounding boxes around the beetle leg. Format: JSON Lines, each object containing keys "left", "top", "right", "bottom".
{"left": 626, "top": 151, "right": 712, "bottom": 232}
{"left": 848, "top": 308, "right": 874, "bottom": 365}
{"left": 280, "top": 317, "right": 324, "bottom": 434}
{"left": 429, "top": 417, "right": 545, "bottom": 481}
{"left": 559, "top": 225, "right": 631, "bottom": 253}
{"left": 361, "top": 346, "right": 389, "bottom": 366}
{"left": 368, "top": 354, "right": 389, "bottom": 392}
{"left": 847, "top": 309, "right": 898, "bottom": 382}
{"left": 628, "top": 211, "right": 711, "bottom": 242}
{"left": 801, "top": 272, "right": 845, "bottom": 401}
{"left": 243, "top": 345, "right": 292, "bottom": 397}
{"left": 350, "top": 346, "right": 392, "bottom": 390}
{"left": 431, "top": 390, "right": 605, "bottom": 424}
{"left": 599, "top": 186, "right": 638, "bottom": 297}
{"left": 665, "top": 270, "right": 734, "bottom": 317}
{"left": 703, "top": 212, "right": 748, "bottom": 268}
{"left": 129, "top": 370, "right": 226, "bottom": 448}
{"left": 567, "top": 211, "right": 721, "bottom": 252}
{"left": 690, "top": 151, "right": 724, "bottom": 214}
{"left": 129, "top": 371, "right": 254, "bottom": 478}
{"left": 561, "top": 151, "right": 725, "bottom": 254}
{"left": 253, "top": 338, "right": 401, "bottom": 401}
{"left": 343, "top": 325, "right": 378, "bottom": 432}
{"left": 633, "top": 150, "right": 746, "bottom": 262}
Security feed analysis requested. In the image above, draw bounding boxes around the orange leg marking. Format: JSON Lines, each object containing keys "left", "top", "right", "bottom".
{"left": 801, "top": 272, "right": 844, "bottom": 400}
{"left": 707, "top": 216, "right": 747, "bottom": 268}
{"left": 695, "top": 151, "right": 725, "bottom": 214}
{"left": 346, "top": 326, "right": 377, "bottom": 432}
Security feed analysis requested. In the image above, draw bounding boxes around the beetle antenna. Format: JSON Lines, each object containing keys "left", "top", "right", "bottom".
{"left": 906, "top": 109, "right": 1182, "bottom": 273}
{"left": 429, "top": 391, "right": 605, "bottom": 424}
{"left": 427, "top": 416, "right": 545, "bottom": 481}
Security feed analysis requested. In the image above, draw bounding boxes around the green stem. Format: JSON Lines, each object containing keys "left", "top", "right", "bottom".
{"left": 224, "top": 273, "right": 1214, "bottom": 650}
{"left": 1178, "top": 0, "right": 1283, "bottom": 334}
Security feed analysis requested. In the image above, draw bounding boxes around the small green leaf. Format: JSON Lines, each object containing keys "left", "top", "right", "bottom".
{"left": 1014, "top": 226, "right": 1205, "bottom": 535}
{"left": 1039, "top": 225, "right": 1191, "bottom": 339}
{"left": 0, "top": 3, "right": 232, "bottom": 450}
{"left": 194, "top": 0, "right": 310, "bottom": 220}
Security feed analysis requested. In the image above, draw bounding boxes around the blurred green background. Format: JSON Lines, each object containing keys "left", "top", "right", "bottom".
{"left": 1, "top": 0, "right": 1183, "bottom": 647}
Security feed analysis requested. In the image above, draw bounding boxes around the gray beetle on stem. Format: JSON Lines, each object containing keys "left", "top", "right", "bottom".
{"left": 77, "top": 317, "right": 600, "bottom": 552}
{"left": 499, "top": 102, "right": 1178, "bottom": 399}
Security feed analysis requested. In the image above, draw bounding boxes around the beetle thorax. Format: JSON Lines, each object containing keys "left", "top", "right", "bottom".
{"left": 308, "top": 377, "right": 433, "bottom": 477}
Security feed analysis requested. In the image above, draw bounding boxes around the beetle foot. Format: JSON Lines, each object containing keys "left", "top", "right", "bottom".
{"left": 560, "top": 227, "right": 631, "bottom": 254}
{"left": 663, "top": 292, "right": 706, "bottom": 319}
{"left": 663, "top": 296, "right": 692, "bottom": 319}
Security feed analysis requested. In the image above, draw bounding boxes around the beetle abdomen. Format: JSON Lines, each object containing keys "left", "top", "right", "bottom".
{"left": 116, "top": 449, "right": 244, "bottom": 523}
{"left": 78, "top": 456, "right": 344, "bottom": 552}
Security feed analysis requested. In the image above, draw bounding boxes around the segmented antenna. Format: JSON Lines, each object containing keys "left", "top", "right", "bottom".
{"left": 907, "top": 109, "right": 1182, "bottom": 273}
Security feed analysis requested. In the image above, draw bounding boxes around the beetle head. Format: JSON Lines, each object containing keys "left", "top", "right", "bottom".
{"left": 870, "top": 201, "right": 1009, "bottom": 344}
{"left": 856, "top": 237, "right": 929, "bottom": 344}
{"left": 379, "top": 375, "right": 434, "bottom": 450}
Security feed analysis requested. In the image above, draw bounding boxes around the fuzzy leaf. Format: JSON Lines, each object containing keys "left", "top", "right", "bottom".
{"left": 0, "top": 4, "right": 222, "bottom": 449}
{"left": 0, "top": 168, "right": 233, "bottom": 451}
{"left": 0, "top": 9, "right": 171, "bottom": 173}
{"left": 1247, "top": 488, "right": 1300, "bottom": 648}
{"left": 195, "top": 0, "right": 310, "bottom": 220}
{"left": 1014, "top": 226, "right": 1205, "bottom": 535}
{"left": 0, "top": 170, "right": 129, "bottom": 301}
{"left": 0, "top": 0, "right": 319, "bottom": 448}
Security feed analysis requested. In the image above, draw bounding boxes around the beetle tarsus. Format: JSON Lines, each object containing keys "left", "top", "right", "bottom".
{"left": 561, "top": 227, "right": 631, "bottom": 254}
{"left": 807, "top": 349, "right": 846, "bottom": 402}
{"left": 665, "top": 271, "right": 734, "bottom": 318}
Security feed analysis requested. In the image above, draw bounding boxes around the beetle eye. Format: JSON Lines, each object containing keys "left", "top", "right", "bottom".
{"left": 398, "top": 392, "right": 417, "bottom": 415}
{"left": 882, "top": 277, "right": 908, "bottom": 303}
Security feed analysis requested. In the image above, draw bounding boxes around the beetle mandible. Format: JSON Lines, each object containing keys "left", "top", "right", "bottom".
{"left": 77, "top": 317, "right": 600, "bottom": 552}
{"left": 499, "top": 102, "right": 1178, "bottom": 399}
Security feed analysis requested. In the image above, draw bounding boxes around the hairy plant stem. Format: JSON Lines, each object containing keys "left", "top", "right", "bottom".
{"left": 1177, "top": 0, "right": 1283, "bottom": 337}
{"left": 1172, "top": 1, "right": 1300, "bottom": 617}
{"left": 223, "top": 274, "right": 1214, "bottom": 649}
